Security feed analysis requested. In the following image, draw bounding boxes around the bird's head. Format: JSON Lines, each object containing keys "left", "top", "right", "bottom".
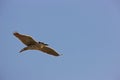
{"left": 38, "top": 41, "right": 48, "bottom": 46}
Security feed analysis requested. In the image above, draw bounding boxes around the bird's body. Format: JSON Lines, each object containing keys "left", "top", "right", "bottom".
{"left": 13, "top": 32, "right": 60, "bottom": 56}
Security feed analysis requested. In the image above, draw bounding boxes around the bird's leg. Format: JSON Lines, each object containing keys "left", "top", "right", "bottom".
{"left": 19, "top": 47, "right": 29, "bottom": 53}
{"left": 40, "top": 45, "right": 44, "bottom": 48}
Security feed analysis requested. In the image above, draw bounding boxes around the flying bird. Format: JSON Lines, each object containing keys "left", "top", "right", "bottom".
{"left": 13, "top": 32, "right": 60, "bottom": 56}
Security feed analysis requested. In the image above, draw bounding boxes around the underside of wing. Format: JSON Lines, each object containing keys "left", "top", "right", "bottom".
{"left": 13, "top": 32, "right": 37, "bottom": 46}
{"left": 40, "top": 46, "right": 60, "bottom": 56}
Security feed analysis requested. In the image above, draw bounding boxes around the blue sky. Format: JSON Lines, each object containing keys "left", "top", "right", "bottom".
{"left": 1, "top": 0, "right": 120, "bottom": 80}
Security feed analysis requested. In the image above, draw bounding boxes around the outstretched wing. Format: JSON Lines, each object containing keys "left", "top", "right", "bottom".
{"left": 13, "top": 32, "right": 37, "bottom": 46}
{"left": 40, "top": 46, "right": 60, "bottom": 56}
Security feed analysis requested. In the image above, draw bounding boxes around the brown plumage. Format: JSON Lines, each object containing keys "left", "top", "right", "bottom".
{"left": 13, "top": 32, "right": 60, "bottom": 56}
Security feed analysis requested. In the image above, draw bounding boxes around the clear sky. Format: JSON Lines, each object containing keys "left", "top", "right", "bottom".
{"left": 1, "top": 0, "right": 120, "bottom": 80}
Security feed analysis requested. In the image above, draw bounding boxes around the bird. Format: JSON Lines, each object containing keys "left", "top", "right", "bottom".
{"left": 13, "top": 32, "right": 60, "bottom": 56}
